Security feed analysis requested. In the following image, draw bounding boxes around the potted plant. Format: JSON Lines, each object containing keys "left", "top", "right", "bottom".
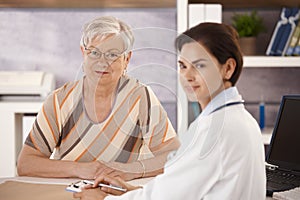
{"left": 231, "top": 11, "right": 266, "bottom": 55}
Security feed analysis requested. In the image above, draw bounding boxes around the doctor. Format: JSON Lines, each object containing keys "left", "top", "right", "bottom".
{"left": 74, "top": 22, "right": 266, "bottom": 200}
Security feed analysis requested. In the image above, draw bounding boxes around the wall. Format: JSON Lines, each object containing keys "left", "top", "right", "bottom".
{"left": 1, "top": 7, "right": 300, "bottom": 131}
{"left": 0, "top": 8, "right": 178, "bottom": 128}
{"left": 237, "top": 67, "right": 300, "bottom": 128}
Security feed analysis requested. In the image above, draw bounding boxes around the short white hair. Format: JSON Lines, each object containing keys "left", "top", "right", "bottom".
{"left": 80, "top": 16, "right": 134, "bottom": 52}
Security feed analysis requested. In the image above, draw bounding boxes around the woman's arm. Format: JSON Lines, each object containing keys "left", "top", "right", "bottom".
{"left": 17, "top": 145, "right": 109, "bottom": 179}
{"left": 98, "top": 137, "right": 180, "bottom": 181}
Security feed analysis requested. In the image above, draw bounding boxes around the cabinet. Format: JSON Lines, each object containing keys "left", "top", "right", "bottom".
{"left": 0, "top": 101, "right": 42, "bottom": 177}
{"left": 176, "top": 0, "right": 300, "bottom": 134}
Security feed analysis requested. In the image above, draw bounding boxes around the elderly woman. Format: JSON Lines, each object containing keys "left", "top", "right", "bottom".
{"left": 74, "top": 22, "right": 266, "bottom": 200}
{"left": 17, "top": 16, "right": 180, "bottom": 181}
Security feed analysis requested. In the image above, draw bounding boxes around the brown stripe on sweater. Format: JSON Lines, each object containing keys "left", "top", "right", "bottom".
{"left": 115, "top": 120, "right": 141, "bottom": 163}
{"left": 59, "top": 122, "right": 93, "bottom": 159}
{"left": 57, "top": 99, "right": 83, "bottom": 146}
{"left": 34, "top": 120, "right": 53, "bottom": 154}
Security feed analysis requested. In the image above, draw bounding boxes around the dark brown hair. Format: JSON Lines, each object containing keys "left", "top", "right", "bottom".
{"left": 175, "top": 22, "right": 243, "bottom": 86}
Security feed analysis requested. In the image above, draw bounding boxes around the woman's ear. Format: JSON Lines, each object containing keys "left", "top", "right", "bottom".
{"left": 222, "top": 58, "right": 236, "bottom": 81}
{"left": 125, "top": 51, "right": 132, "bottom": 64}
{"left": 80, "top": 46, "right": 85, "bottom": 56}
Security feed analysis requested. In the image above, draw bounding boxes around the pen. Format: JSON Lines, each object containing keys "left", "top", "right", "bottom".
{"left": 83, "top": 180, "right": 127, "bottom": 192}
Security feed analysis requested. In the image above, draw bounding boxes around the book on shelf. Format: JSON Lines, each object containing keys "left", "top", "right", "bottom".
{"left": 285, "top": 20, "right": 300, "bottom": 56}
{"left": 266, "top": 7, "right": 300, "bottom": 56}
{"left": 188, "top": 4, "right": 222, "bottom": 28}
{"left": 294, "top": 34, "right": 300, "bottom": 55}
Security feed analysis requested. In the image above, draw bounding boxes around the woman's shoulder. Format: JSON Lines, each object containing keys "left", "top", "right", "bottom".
{"left": 54, "top": 80, "right": 81, "bottom": 93}
{"left": 121, "top": 75, "right": 151, "bottom": 94}
{"left": 124, "top": 75, "right": 146, "bottom": 88}
{"left": 51, "top": 79, "right": 82, "bottom": 101}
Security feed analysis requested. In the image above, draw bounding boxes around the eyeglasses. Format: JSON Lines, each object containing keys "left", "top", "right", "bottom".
{"left": 84, "top": 45, "right": 126, "bottom": 62}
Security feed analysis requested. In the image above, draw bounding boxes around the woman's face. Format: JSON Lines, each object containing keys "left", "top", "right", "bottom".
{"left": 82, "top": 35, "right": 130, "bottom": 86}
{"left": 178, "top": 42, "right": 225, "bottom": 107}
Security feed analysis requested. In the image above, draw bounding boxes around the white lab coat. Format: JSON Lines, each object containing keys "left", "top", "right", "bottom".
{"left": 106, "top": 87, "right": 266, "bottom": 200}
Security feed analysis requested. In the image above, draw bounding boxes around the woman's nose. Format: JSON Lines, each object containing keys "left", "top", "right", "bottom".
{"left": 96, "top": 57, "right": 111, "bottom": 67}
{"left": 183, "top": 67, "right": 195, "bottom": 82}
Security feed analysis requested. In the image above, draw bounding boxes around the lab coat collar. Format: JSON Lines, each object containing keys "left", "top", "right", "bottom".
{"left": 200, "top": 87, "right": 243, "bottom": 117}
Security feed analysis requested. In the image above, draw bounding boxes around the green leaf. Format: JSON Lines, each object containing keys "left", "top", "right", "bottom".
{"left": 231, "top": 10, "right": 266, "bottom": 37}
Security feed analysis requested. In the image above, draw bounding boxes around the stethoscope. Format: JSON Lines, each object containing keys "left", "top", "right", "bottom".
{"left": 210, "top": 101, "right": 245, "bottom": 114}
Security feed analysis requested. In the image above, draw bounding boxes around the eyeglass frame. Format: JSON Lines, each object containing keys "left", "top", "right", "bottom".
{"left": 82, "top": 41, "right": 128, "bottom": 63}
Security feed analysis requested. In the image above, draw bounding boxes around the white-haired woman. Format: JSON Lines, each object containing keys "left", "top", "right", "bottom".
{"left": 17, "top": 16, "right": 180, "bottom": 181}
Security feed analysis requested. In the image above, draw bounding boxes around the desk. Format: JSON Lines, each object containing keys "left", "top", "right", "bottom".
{"left": 0, "top": 176, "right": 273, "bottom": 200}
{"left": 0, "top": 176, "right": 153, "bottom": 200}
{"left": 0, "top": 176, "right": 80, "bottom": 200}
{"left": 0, "top": 101, "right": 42, "bottom": 177}
{"left": 0, "top": 176, "right": 277, "bottom": 200}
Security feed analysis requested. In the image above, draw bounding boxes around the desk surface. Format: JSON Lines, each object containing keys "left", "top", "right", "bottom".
{"left": 0, "top": 176, "right": 153, "bottom": 186}
{"left": 0, "top": 176, "right": 154, "bottom": 200}
{"left": 0, "top": 176, "right": 275, "bottom": 200}
{"left": 0, "top": 177, "right": 76, "bottom": 200}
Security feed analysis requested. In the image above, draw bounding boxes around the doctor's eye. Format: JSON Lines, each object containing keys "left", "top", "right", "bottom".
{"left": 194, "top": 63, "right": 206, "bottom": 69}
{"left": 178, "top": 62, "right": 186, "bottom": 69}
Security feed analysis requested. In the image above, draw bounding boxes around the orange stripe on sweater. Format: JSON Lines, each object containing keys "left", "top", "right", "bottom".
{"left": 94, "top": 96, "right": 141, "bottom": 160}
{"left": 149, "top": 108, "right": 162, "bottom": 147}
{"left": 60, "top": 81, "right": 79, "bottom": 109}
{"left": 75, "top": 85, "right": 140, "bottom": 161}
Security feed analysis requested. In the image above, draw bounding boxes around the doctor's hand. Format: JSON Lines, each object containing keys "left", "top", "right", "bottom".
{"left": 93, "top": 175, "right": 141, "bottom": 196}
{"left": 73, "top": 187, "right": 107, "bottom": 200}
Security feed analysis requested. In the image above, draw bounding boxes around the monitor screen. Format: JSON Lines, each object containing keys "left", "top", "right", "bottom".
{"left": 267, "top": 96, "right": 300, "bottom": 171}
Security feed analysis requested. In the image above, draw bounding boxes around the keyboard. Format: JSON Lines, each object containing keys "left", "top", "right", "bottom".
{"left": 266, "top": 168, "right": 300, "bottom": 194}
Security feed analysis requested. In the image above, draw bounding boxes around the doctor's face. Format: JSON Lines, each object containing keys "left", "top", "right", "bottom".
{"left": 178, "top": 42, "right": 225, "bottom": 108}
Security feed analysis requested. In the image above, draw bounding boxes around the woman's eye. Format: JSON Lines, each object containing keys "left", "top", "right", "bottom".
{"left": 90, "top": 50, "right": 100, "bottom": 57}
{"left": 194, "top": 63, "right": 205, "bottom": 69}
{"left": 106, "top": 52, "right": 120, "bottom": 60}
{"left": 178, "top": 63, "right": 186, "bottom": 69}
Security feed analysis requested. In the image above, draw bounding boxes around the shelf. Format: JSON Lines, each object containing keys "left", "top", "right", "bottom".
{"left": 0, "top": 0, "right": 176, "bottom": 8}
{"left": 244, "top": 56, "right": 300, "bottom": 67}
{"left": 189, "top": 0, "right": 300, "bottom": 9}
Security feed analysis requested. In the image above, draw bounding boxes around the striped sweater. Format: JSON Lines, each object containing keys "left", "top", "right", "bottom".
{"left": 25, "top": 75, "right": 177, "bottom": 163}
